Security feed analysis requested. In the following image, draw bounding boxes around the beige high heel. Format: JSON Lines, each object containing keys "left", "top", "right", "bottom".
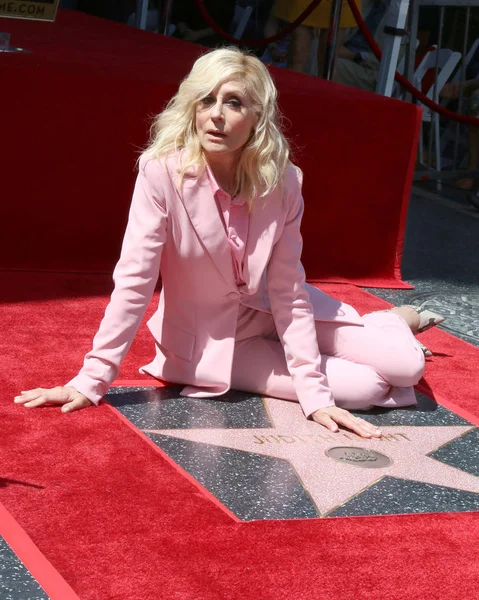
{"left": 416, "top": 340, "right": 433, "bottom": 357}
{"left": 402, "top": 305, "right": 445, "bottom": 357}
{"left": 403, "top": 305, "right": 445, "bottom": 334}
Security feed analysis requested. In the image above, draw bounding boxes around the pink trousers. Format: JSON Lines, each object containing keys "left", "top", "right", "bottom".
{"left": 231, "top": 308, "right": 426, "bottom": 410}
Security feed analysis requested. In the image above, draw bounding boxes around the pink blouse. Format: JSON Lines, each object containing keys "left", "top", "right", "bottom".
{"left": 206, "top": 165, "right": 249, "bottom": 287}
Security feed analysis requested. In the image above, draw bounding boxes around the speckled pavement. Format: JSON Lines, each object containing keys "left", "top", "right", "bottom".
{"left": 0, "top": 538, "right": 50, "bottom": 600}
{"left": 364, "top": 188, "right": 479, "bottom": 347}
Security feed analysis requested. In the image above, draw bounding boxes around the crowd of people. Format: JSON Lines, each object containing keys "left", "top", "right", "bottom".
{"left": 63, "top": 1, "right": 471, "bottom": 88}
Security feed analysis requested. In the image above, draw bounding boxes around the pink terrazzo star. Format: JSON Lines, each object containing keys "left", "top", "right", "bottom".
{"left": 144, "top": 398, "right": 479, "bottom": 516}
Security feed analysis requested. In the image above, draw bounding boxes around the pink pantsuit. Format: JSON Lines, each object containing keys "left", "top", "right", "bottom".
{"left": 68, "top": 153, "right": 425, "bottom": 418}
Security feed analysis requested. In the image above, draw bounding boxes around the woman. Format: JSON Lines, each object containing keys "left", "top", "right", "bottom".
{"left": 15, "top": 48, "right": 442, "bottom": 438}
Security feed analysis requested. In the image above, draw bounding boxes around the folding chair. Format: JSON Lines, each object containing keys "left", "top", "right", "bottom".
{"left": 416, "top": 48, "right": 462, "bottom": 173}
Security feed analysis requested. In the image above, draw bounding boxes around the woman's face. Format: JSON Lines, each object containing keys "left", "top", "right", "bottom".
{"left": 195, "top": 79, "right": 258, "bottom": 162}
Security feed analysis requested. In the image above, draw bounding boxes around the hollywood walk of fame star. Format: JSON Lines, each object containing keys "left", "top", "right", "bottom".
{"left": 143, "top": 397, "right": 479, "bottom": 516}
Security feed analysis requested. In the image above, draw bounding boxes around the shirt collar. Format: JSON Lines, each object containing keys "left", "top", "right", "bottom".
{"left": 205, "top": 163, "right": 246, "bottom": 206}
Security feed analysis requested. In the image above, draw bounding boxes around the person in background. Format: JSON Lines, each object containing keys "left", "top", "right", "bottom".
{"left": 334, "top": 2, "right": 444, "bottom": 93}
{"left": 269, "top": 0, "right": 361, "bottom": 75}
{"left": 171, "top": 0, "right": 235, "bottom": 48}
{"left": 334, "top": 0, "right": 400, "bottom": 92}
{"left": 262, "top": 9, "right": 290, "bottom": 67}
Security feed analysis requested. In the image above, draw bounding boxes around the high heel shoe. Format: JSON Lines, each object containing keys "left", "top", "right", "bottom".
{"left": 416, "top": 340, "right": 433, "bottom": 357}
{"left": 402, "top": 305, "right": 445, "bottom": 334}
{"left": 399, "top": 305, "right": 445, "bottom": 357}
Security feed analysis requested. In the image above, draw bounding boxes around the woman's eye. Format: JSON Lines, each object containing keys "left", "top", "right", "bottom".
{"left": 201, "top": 96, "right": 214, "bottom": 106}
{"left": 227, "top": 98, "right": 242, "bottom": 108}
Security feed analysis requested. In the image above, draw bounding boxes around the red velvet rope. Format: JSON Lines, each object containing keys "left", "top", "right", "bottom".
{"left": 346, "top": 0, "right": 479, "bottom": 127}
{"left": 191, "top": 0, "right": 323, "bottom": 47}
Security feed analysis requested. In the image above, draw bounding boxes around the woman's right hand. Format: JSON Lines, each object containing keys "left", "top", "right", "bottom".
{"left": 312, "top": 406, "right": 382, "bottom": 439}
{"left": 14, "top": 386, "right": 93, "bottom": 413}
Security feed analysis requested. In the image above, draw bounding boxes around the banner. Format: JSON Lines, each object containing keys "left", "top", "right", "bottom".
{"left": 0, "top": 0, "right": 60, "bottom": 22}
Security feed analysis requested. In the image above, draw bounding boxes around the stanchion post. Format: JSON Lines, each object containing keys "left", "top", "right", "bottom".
{"left": 135, "top": 0, "right": 148, "bottom": 30}
{"left": 163, "top": 0, "right": 174, "bottom": 35}
{"left": 427, "top": 6, "right": 444, "bottom": 171}
{"left": 323, "top": 0, "right": 343, "bottom": 80}
{"left": 453, "top": 6, "right": 470, "bottom": 169}
{"left": 404, "top": 0, "right": 419, "bottom": 103}
{"left": 376, "top": 0, "right": 411, "bottom": 96}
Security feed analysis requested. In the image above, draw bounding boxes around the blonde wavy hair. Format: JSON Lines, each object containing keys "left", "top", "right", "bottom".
{"left": 145, "top": 47, "right": 290, "bottom": 205}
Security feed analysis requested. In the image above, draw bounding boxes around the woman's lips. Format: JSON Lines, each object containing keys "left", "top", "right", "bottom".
{"left": 206, "top": 130, "right": 226, "bottom": 138}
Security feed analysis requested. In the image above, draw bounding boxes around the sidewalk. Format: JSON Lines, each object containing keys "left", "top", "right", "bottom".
{"left": 367, "top": 186, "right": 479, "bottom": 346}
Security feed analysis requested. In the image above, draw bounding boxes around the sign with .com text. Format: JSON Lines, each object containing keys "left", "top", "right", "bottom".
{"left": 0, "top": 0, "right": 59, "bottom": 22}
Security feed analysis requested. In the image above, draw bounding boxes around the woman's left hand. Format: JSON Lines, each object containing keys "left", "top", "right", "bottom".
{"left": 14, "top": 386, "right": 93, "bottom": 413}
{"left": 312, "top": 406, "right": 382, "bottom": 438}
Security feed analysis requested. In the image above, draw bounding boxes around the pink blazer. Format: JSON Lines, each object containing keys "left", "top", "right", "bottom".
{"left": 67, "top": 152, "right": 363, "bottom": 415}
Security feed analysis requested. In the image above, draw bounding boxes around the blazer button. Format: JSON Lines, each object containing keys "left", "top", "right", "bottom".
{"left": 228, "top": 292, "right": 240, "bottom": 300}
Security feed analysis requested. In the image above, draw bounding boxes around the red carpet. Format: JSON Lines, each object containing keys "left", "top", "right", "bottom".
{"left": 0, "top": 9, "right": 420, "bottom": 286}
{"left": 1, "top": 272, "right": 479, "bottom": 599}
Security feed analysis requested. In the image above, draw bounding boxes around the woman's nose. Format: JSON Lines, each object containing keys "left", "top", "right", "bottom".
{"left": 210, "top": 101, "right": 224, "bottom": 120}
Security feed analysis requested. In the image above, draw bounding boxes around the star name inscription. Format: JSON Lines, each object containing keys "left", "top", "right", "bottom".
{"left": 252, "top": 432, "right": 411, "bottom": 445}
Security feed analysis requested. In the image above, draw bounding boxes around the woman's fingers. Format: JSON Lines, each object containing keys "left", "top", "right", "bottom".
{"left": 347, "top": 416, "right": 382, "bottom": 438}
{"left": 14, "top": 389, "right": 47, "bottom": 406}
{"left": 14, "top": 386, "right": 92, "bottom": 412}
{"left": 312, "top": 407, "right": 382, "bottom": 439}
{"left": 335, "top": 411, "right": 381, "bottom": 438}
{"left": 19, "top": 397, "right": 50, "bottom": 408}
{"left": 15, "top": 387, "right": 69, "bottom": 406}
{"left": 312, "top": 412, "right": 339, "bottom": 433}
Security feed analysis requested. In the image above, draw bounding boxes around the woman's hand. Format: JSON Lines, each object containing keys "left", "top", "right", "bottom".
{"left": 312, "top": 406, "right": 382, "bottom": 439}
{"left": 14, "top": 386, "right": 93, "bottom": 413}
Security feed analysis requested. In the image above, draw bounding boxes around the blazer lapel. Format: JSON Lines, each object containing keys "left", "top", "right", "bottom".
{"left": 179, "top": 172, "right": 236, "bottom": 289}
